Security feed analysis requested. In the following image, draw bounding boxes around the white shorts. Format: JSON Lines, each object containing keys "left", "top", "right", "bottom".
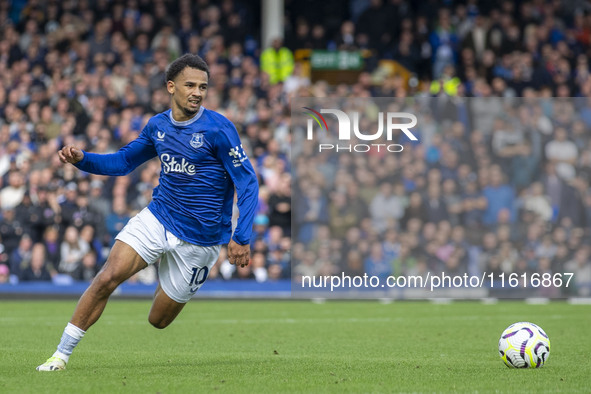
{"left": 116, "top": 208, "right": 221, "bottom": 303}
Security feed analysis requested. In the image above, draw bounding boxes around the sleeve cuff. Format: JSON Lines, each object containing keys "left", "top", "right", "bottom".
{"left": 231, "top": 234, "right": 249, "bottom": 246}
{"left": 72, "top": 150, "right": 88, "bottom": 168}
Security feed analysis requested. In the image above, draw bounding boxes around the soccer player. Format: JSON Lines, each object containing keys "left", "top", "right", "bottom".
{"left": 37, "top": 54, "right": 259, "bottom": 371}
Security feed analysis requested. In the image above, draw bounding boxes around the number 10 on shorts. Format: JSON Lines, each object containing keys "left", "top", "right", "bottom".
{"left": 189, "top": 266, "right": 209, "bottom": 293}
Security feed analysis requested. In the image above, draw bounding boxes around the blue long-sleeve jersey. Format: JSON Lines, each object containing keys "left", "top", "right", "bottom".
{"left": 74, "top": 107, "right": 259, "bottom": 246}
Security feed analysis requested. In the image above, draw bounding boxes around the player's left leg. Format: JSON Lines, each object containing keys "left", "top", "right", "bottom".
{"left": 150, "top": 233, "right": 221, "bottom": 328}
{"left": 148, "top": 283, "right": 186, "bottom": 329}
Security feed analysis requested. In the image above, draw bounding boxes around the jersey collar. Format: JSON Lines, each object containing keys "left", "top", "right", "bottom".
{"left": 169, "top": 106, "right": 205, "bottom": 127}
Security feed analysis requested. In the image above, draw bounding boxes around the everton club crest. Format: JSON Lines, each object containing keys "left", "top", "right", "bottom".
{"left": 190, "top": 132, "right": 204, "bottom": 149}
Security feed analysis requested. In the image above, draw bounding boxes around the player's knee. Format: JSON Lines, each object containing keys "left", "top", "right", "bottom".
{"left": 148, "top": 315, "right": 170, "bottom": 329}
{"left": 92, "top": 270, "right": 122, "bottom": 296}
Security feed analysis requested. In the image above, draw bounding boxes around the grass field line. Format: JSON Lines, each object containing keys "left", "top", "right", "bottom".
{"left": 92, "top": 313, "right": 569, "bottom": 325}
{"left": 96, "top": 317, "right": 402, "bottom": 325}
{"left": 0, "top": 313, "right": 569, "bottom": 325}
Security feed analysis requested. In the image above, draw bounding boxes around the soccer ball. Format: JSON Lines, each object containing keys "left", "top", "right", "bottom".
{"left": 498, "top": 322, "right": 550, "bottom": 368}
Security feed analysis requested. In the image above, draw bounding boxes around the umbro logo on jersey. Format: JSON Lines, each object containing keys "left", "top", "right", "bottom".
{"left": 229, "top": 144, "right": 248, "bottom": 167}
{"left": 157, "top": 131, "right": 165, "bottom": 141}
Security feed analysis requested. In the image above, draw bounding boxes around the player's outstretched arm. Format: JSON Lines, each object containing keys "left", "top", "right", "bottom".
{"left": 59, "top": 133, "right": 157, "bottom": 176}
{"left": 58, "top": 145, "right": 84, "bottom": 164}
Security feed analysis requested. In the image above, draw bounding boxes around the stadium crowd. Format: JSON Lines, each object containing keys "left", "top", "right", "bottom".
{"left": 0, "top": 0, "right": 590, "bottom": 296}
{"left": 284, "top": 0, "right": 591, "bottom": 296}
{"left": 0, "top": 0, "right": 291, "bottom": 285}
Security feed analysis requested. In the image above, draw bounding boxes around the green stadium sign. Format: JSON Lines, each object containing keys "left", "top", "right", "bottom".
{"left": 310, "top": 50, "right": 363, "bottom": 70}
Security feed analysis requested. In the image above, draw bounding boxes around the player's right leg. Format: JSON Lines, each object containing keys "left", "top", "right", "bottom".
{"left": 37, "top": 207, "right": 166, "bottom": 371}
{"left": 70, "top": 241, "right": 148, "bottom": 330}
{"left": 36, "top": 241, "right": 148, "bottom": 371}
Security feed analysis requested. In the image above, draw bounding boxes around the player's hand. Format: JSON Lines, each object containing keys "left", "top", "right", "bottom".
{"left": 58, "top": 145, "right": 84, "bottom": 164}
{"left": 228, "top": 240, "right": 250, "bottom": 268}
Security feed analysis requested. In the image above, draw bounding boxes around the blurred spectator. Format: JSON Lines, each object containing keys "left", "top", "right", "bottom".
{"left": 42, "top": 226, "right": 60, "bottom": 271}
{"left": 72, "top": 250, "right": 99, "bottom": 282}
{"left": 268, "top": 173, "right": 292, "bottom": 235}
{"left": 0, "top": 264, "right": 9, "bottom": 284}
{"left": 545, "top": 127, "right": 578, "bottom": 181}
{"left": 429, "top": 8, "right": 459, "bottom": 78}
{"left": 329, "top": 192, "right": 360, "bottom": 239}
{"left": 285, "top": 20, "right": 311, "bottom": 50}
{"left": 296, "top": 185, "right": 328, "bottom": 243}
{"left": 14, "top": 191, "right": 37, "bottom": 240}
{"left": 105, "top": 197, "right": 130, "bottom": 245}
{"left": 132, "top": 34, "right": 154, "bottom": 65}
{"left": 401, "top": 191, "right": 427, "bottom": 228}
{"left": 63, "top": 192, "right": 103, "bottom": 231}
{"left": 370, "top": 182, "right": 405, "bottom": 233}
{"left": 441, "top": 179, "right": 462, "bottom": 226}
{"left": 283, "top": 62, "right": 310, "bottom": 96}
{"left": 482, "top": 165, "right": 515, "bottom": 226}
{"left": 59, "top": 226, "right": 89, "bottom": 276}
{"left": 356, "top": 0, "right": 390, "bottom": 52}
{"left": 462, "top": 15, "right": 489, "bottom": 62}
{"left": 558, "top": 177, "right": 587, "bottom": 229}
{"left": 217, "top": 246, "right": 235, "bottom": 280}
{"left": 564, "top": 247, "right": 591, "bottom": 297}
{"left": 151, "top": 23, "right": 182, "bottom": 59}
{"left": 260, "top": 38, "right": 294, "bottom": 85}
{"left": 267, "top": 263, "right": 284, "bottom": 280}
{"left": 267, "top": 237, "right": 291, "bottom": 277}
{"left": 233, "top": 262, "right": 255, "bottom": 280}
{"left": 523, "top": 182, "right": 553, "bottom": 222}
{"left": 250, "top": 252, "right": 268, "bottom": 282}
{"left": 80, "top": 224, "right": 105, "bottom": 265}
{"left": 423, "top": 183, "right": 449, "bottom": 224}
{"left": 9, "top": 233, "right": 32, "bottom": 278}
{"left": 0, "top": 236, "right": 8, "bottom": 267}
{"left": 0, "top": 170, "right": 26, "bottom": 209}
{"left": 364, "top": 241, "right": 392, "bottom": 280}
{"left": 20, "top": 242, "right": 52, "bottom": 281}
{"left": 250, "top": 214, "right": 269, "bottom": 248}
{"left": 88, "top": 180, "right": 110, "bottom": 218}
{"left": 335, "top": 20, "right": 357, "bottom": 51}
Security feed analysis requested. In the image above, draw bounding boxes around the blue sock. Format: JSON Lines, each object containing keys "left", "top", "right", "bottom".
{"left": 54, "top": 323, "right": 86, "bottom": 363}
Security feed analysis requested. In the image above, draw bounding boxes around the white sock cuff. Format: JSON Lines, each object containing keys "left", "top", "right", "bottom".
{"left": 53, "top": 350, "right": 70, "bottom": 363}
{"left": 64, "top": 323, "right": 86, "bottom": 340}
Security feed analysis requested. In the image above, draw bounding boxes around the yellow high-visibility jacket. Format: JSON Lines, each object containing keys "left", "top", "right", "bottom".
{"left": 261, "top": 46, "right": 294, "bottom": 84}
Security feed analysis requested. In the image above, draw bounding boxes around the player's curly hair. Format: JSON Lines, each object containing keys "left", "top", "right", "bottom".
{"left": 165, "top": 54, "right": 210, "bottom": 82}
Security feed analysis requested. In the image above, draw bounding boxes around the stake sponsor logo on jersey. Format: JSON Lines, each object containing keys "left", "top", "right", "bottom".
{"left": 160, "top": 153, "right": 196, "bottom": 176}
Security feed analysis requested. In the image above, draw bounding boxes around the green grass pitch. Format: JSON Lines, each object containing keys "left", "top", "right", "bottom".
{"left": 0, "top": 300, "right": 589, "bottom": 393}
